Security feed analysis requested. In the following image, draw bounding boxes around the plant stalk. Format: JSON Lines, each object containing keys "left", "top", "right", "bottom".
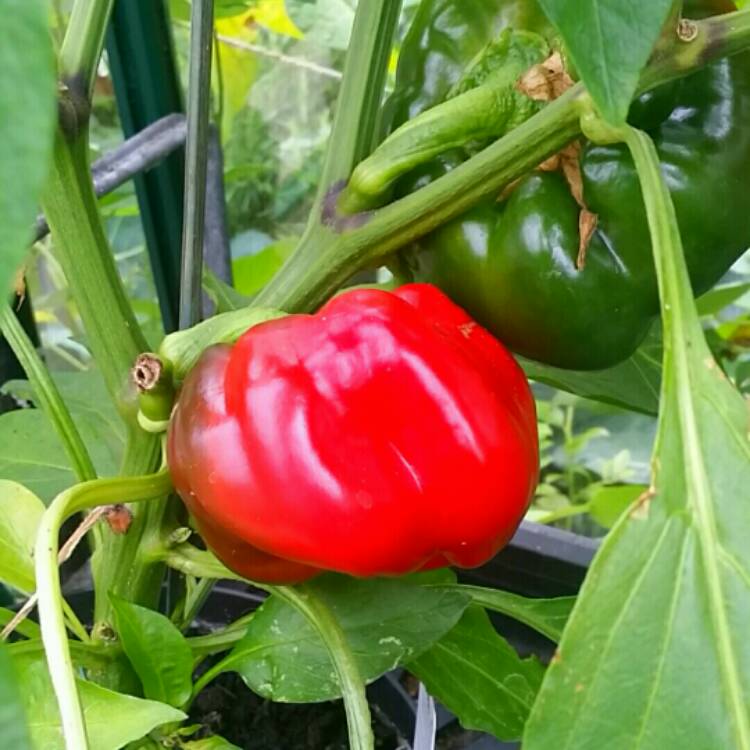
{"left": 179, "top": 0, "right": 214, "bottom": 329}
{"left": 35, "top": 470, "right": 172, "bottom": 750}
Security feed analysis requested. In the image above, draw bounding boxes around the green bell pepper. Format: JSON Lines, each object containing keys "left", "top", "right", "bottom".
{"left": 373, "top": 0, "right": 750, "bottom": 370}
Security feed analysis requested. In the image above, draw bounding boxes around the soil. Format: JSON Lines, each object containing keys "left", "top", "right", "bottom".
{"left": 187, "top": 671, "right": 492, "bottom": 749}
{"left": 188, "top": 671, "right": 409, "bottom": 750}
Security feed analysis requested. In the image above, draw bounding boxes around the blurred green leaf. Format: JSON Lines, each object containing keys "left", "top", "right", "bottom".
{"left": 285, "top": 0, "right": 356, "bottom": 49}
{"left": 0, "top": 481, "right": 44, "bottom": 594}
{"left": 0, "top": 0, "right": 55, "bottom": 292}
{"left": 0, "top": 412, "right": 77, "bottom": 503}
{"left": 202, "top": 267, "right": 253, "bottom": 313}
{"left": 0, "top": 643, "right": 31, "bottom": 749}
{"left": 410, "top": 606, "right": 544, "bottom": 742}
{"left": 697, "top": 282, "right": 750, "bottom": 317}
{"left": 0, "top": 371, "right": 125, "bottom": 502}
{"left": 220, "top": 571, "right": 469, "bottom": 702}
{"left": 110, "top": 595, "right": 194, "bottom": 708}
{"left": 232, "top": 239, "right": 296, "bottom": 296}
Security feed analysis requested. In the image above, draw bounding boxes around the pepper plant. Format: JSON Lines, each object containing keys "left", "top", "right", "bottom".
{"left": 1, "top": 0, "right": 750, "bottom": 749}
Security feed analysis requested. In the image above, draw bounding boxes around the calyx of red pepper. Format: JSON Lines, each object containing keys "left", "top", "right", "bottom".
{"left": 133, "top": 305, "right": 286, "bottom": 433}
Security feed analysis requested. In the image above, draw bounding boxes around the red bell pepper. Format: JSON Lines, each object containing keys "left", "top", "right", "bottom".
{"left": 167, "top": 284, "right": 539, "bottom": 583}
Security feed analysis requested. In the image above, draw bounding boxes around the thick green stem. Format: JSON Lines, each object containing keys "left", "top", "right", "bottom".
{"left": 35, "top": 470, "right": 172, "bottom": 750}
{"left": 42, "top": 134, "right": 147, "bottom": 403}
{"left": 272, "top": 585, "right": 374, "bottom": 750}
{"left": 256, "top": 90, "right": 581, "bottom": 313}
{"left": 43, "top": 132, "right": 165, "bottom": 621}
{"left": 58, "top": 0, "right": 115, "bottom": 132}
{"left": 0, "top": 305, "right": 96, "bottom": 482}
{"left": 179, "top": 0, "right": 214, "bottom": 329}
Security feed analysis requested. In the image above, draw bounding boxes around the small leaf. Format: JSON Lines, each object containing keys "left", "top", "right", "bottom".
{"left": 588, "top": 483, "right": 647, "bottom": 528}
{"left": 202, "top": 267, "right": 253, "bottom": 313}
{"left": 182, "top": 737, "right": 243, "bottom": 750}
{"left": 0, "top": 644, "right": 31, "bottom": 749}
{"left": 696, "top": 282, "right": 750, "bottom": 317}
{"left": 0, "top": 481, "right": 45, "bottom": 593}
{"left": 219, "top": 572, "right": 469, "bottom": 702}
{"left": 0, "top": 0, "right": 56, "bottom": 291}
{"left": 454, "top": 586, "right": 575, "bottom": 642}
{"left": 232, "top": 239, "right": 296, "bottom": 296}
{"left": 110, "top": 594, "right": 194, "bottom": 707}
{"left": 16, "top": 659, "right": 185, "bottom": 750}
{"left": 409, "top": 606, "right": 545, "bottom": 742}
{"left": 536, "top": 0, "right": 674, "bottom": 123}
{"left": 521, "top": 323, "right": 662, "bottom": 415}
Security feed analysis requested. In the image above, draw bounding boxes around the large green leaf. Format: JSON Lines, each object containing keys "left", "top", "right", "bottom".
{"left": 523, "top": 130, "right": 750, "bottom": 749}
{"left": 0, "top": 644, "right": 31, "bottom": 750}
{"left": 16, "top": 659, "right": 185, "bottom": 750}
{"left": 409, "top": 606, "right": 545, "bottom": 742}
{"left": 0, "top": 0, "right": 55, "bottom": 291}
{"left": 218, "top": 572, "right": 469, "bottom": 702}
{"left": 536, "top": 0, "right": 673, "bottom": 123}
{"left": 0, "top": 481, "right": 45, "bottom": 593}
{"left": 110, "top": 594, "right": 194, "bottom": 708}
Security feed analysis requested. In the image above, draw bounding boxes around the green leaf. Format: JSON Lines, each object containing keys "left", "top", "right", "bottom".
{"left": 182, "top": 737, "right": 242, "bottom": 750}
{"left": 232, "top": 239, "right": 296, "bottom": 297}
{"left": 0, "top": 0, "right": 56, "bottom": 291}
{"left": 0, "top": 411, "right": 78, "bottom": 501}
{"left": 2, "top": 370, "right": 125, "bottom": 471}
{"left": 0, "top": 644, "right": 31, "bottom": 749}
{"left": 0, "top": 481, "right": 45, "bottom": 593}
{"left": 523, "top": 129, "right": 750, "bottom": 750}
{"left": 696, "top": 282, "right": 750, "bottom": 317}
{"left": 522, "top": 323, "right": 662, "bottom": 415}
{"left": 202, "top": 267, "right": 253, "bottom": 313}
{"left": 409, "top": 605, "right": 545, "bottom": 742}
{"left": 110, "top": 594, "right": 194, "bottom": 708}
{"left": 219, "top": 572, "right": 469, "bottom": 702}
{"left": 453, "top": 586, "right": 575, "bottom": 642}
{"left": 588, "top": 483, "right": 647, "bottom": 529}
{"left": 0, "top": 372, "right": 124, "bottom": 502}
{"left": 16, "top": 659, "right": 185, "bottom": 750}
{"left": 536, "top": 0, "right": 674, "bottom": 123}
